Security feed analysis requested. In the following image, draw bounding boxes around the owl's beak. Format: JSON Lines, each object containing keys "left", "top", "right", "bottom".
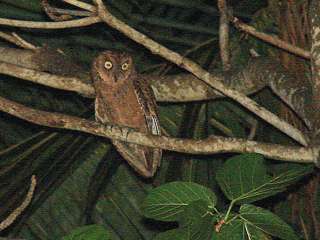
{"left": 113, "top": 74, "right": 118, "bottom": 83}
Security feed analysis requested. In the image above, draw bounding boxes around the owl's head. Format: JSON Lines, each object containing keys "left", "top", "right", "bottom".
{"left": 92, "top": 50, "right": 135, "bottom": 85}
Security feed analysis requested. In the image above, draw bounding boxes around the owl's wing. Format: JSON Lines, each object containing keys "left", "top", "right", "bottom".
{"left": 133, "top": 76, "right": 162, "bottom": 171}
{"left": 94, "top": 96, "right": 111, "bottom": 124}
{"left": 133, "top": 76, "right": 161, "bottom": 136}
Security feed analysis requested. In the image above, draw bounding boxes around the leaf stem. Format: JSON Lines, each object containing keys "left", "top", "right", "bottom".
{"left": 224, "top": 200, "right": 235, "bottom": 221}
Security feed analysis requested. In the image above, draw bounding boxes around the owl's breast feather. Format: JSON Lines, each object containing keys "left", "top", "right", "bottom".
{"left": 97, "top": 84, "right": 149, "bottom": 133}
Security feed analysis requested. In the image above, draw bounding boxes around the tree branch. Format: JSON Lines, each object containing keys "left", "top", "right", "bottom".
{"left": 62, "top": 0, "right": 96, "bottom": 12}
{"left": 0, "top": 46, "right": 312, "bottom": 128}
{"left": 218, "top": 0, "right": 231, "bottom": 71}
{"left": 3, "top": 1, "right": 307, "bottom": 145}
{"left": 0, "top": 62, "right": 95, "bottom": 97}
{"left": 0, "top": 31, "right": 37, "bottom": 50}
{"left": 94, "top": 0, "right": 308, "bottom": 146}
{"left": 309, "top": 0, "right": 320, "bottom": 167}
{"left": 0, "top": 95, "right": 317, "bottom": 164}
{"left": 0, "top": 176, "right": 36, "bottom": 231}
{"left": 232, "top": 17, "right": 310, "bottom": 59}
{"left": 0, "top": 16, "right": 100, "bottom": 29}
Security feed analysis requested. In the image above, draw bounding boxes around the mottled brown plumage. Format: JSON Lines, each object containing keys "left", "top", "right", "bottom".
{"left": 91, "top": 51, "right": 162, "bottom": 177}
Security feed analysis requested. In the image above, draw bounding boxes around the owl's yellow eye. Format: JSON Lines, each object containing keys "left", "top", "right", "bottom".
{"left": 104, "top": 61, "right": 113, "bottom": 70}
{"left": 121, "top": 63, "right": 129, "bottom": 71}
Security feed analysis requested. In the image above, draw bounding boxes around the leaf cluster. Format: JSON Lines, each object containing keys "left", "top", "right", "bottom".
{"left": 142, "top": 154, "right": 313, "bottom": 239}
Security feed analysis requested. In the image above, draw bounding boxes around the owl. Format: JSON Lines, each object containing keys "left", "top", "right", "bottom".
{"left": 91, "top": 51, "right": 162, "bottom": 178}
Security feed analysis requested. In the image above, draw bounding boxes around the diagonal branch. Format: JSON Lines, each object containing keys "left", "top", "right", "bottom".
{"left": 94, "top": 0, "right": 308, "bottom": 146}
{"left": 232, "top": 17, "right": 310, "bottom": 59}
{"left": 0, "top": 31, "right": 37, "bottom": 50}
{"left": 0, "top": 176, "right": 36, "bottom": 231}
{"left": 0, "top": 95, "right": 317, "bottom": 164}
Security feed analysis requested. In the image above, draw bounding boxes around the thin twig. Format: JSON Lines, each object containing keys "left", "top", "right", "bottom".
{"left": 94, "top": 0, "right": 308, "bottom": 146}
{"left": 0, "top": 31, "right": 37, "bottom": 50}
{"left": 11, "top": 33, "right": 38, "bottom": 50}
{"left": 160, "top": 38, "right": 215, "bottom": 76}
{"left": 0, "top": 16, "right": 100, "bottom": 29}
{"left": 209, "top": 118, "right": 234, "bottom": 137}
{"left": 0, "top": 96, "right": 317, "bottom": 164}
{"left": 232, "top": 17, "right": 310, "bottom": 59}
{"left": 41, "top": 0, "right": 93, "bottom": 19}
{"left": 63, "top": 0, "right": 96, "bottom": 12}
{"left": 47, "top": 7, "right": 92, "bottom": 17}
{"left": 248, "top": 120, "right": 258, "bottom": 140}
{"left": 41, "top": 0, "right": 73, "bottom": 21}
{"left": 0, "top": 176, "right": 36, "bottom": 231}
{"left": 218, "top": 0, "right": 231, "bottom": 71}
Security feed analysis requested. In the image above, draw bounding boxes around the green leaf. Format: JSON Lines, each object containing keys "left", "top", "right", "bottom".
{"left": 154, "top": 228, "right": 188, "bottom": 240}
{"left": 62, "top": 225, "right": 110, "bottom": 240}
{"left": 216, "top": 153, "right": 312, "bottom": 204}
{"left": 181, "top": 199, "right": 212, "bottom": 223}
{"left": 243, "top": 224, "right": 270, "bottom": 240}
{"left": 214, "top": 219, "right": 243, "bottom": 240}
{"left": 143, "top": 181, "right": 217, "bottom": 221}
{"left": 180, "top": 103, "right": 212, "bottom": 184}
{"left": 213, "top": 219, "right": 269, "bottom": 240}
{"left": 155, "top": 200, "right": 214, "bottom": 240}
{"left": 207, "top": 101, "right": 247, "bottom": 138}
{"left": 154, "top": 224, "right": 211, "bottom": 240}
{"left": 158, "top": 104, "right": 185, "bottom": 137}
{"left": 240, "top": 204, "right": 299, "bottom": 240}
{"left": 180, "top": 200, "right": 214, "bottom": 240}
{"left": 93, "top": 164, "right": 156, "bottom": 240}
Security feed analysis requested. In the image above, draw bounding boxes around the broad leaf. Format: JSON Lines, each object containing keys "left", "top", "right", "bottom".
{"left": 158, "top": 104, "right": 185, "bottom": 137}
{"left": 155, "top": 200, "right": 214, "bottom": 240}
{"left": 154, "top": 228, "right": 188, "bottom": 240}
{"left": 214, "top": 218, "right": 270, "bottom": 240}
{"left": 240, "top": 204, "right": 299, "bottom": 240}
{"left": 154, "top": 221, "right": 212, "bottom": 240}
{"left": 181, "top": 199, "right": 212, "bottom": 223}
{"left": 143, "top": 181, "right": 216, "bottom": 221}
{"left": 216, "top": 153, "right": 312, "bottom": 204}
{"left": 62, "top": 225, "right": 110, "bottom": 240}
{"left": 180, "top": 200, "right": 215, "bottom": 240}
{"left": 180, "top": 103, "right": 214, "bottom": 185}
{"left": 214, "top": 219, "right": 243, "bottom": 240}
{"left": 243, "top": 224, "right": 270, "bottom": 240}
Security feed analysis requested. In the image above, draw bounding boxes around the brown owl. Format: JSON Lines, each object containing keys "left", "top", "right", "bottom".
{"left": 91, "top": 51, "right": 162, "bottom": 178}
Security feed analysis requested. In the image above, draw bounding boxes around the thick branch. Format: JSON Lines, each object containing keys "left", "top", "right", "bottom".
{"left": 94, "top": 0, "right": 308, "bottom": 146}
{"left": 310, "top": 0, "right": 320, "bottom": 133}
{"left": 0, "top": 62, "right": 95, "bottom": 97}
{"left": 0, "top": 46, "right": 312, "bottom": 127}
{"left": 0, "top": 96, "right": 317, "bottom": 164}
